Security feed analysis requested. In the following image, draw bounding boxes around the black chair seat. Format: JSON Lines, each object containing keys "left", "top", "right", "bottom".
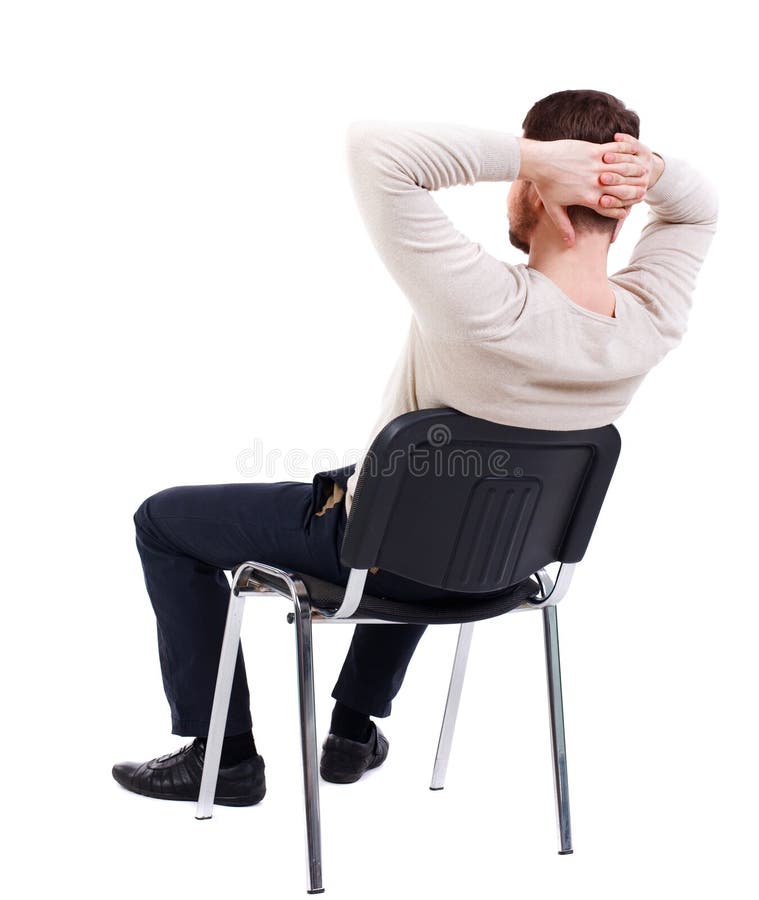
{"left": 298, "top": 571, "right": 542, "bottom": 624}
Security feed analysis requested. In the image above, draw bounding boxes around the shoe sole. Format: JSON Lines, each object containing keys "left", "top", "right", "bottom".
{"left": 320, "top": 755, "right": 384, "bottom": 784}
{"left": 113, "top": 774, "right": 265, "bottom": 806}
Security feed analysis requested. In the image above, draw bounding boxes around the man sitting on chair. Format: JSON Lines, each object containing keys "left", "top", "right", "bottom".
{"left": 112, "top": 90, "right": 717, "bottom": 806}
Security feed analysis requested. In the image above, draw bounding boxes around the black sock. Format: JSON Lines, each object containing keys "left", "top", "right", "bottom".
{"left": 197, "top": 729, "right": 258, "bottom": 767}
{"left": 330, "top": 701, "right": 372, "bottom": 742}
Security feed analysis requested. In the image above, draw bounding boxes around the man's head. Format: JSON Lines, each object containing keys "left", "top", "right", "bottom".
{"left": 508, "top": 89, "right": 640, "bottom": 254}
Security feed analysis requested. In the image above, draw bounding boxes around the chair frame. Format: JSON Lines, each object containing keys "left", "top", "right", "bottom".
{"left": 195, "top": 556, "right": 577, "bottom": 894}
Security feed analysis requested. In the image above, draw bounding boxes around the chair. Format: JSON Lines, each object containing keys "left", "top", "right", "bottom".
{"left": 194, "top": 407, "right": 621, "bottom": 894}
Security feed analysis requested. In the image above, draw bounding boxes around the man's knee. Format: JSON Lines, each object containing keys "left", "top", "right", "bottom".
{"left": 133, "top": 485, "right": 183, "bottom": 533}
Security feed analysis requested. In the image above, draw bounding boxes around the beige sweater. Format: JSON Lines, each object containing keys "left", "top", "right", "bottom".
{"left": 339, "top": 120, "right": 718, "bottom": 517}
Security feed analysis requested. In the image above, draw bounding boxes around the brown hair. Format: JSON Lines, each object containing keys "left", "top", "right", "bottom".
{"left": 521, "top": 89, "right": 640, "bottom": 236}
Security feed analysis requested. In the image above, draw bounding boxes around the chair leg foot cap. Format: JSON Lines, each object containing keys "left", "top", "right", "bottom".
{"left": 429, "top": 786, "right": 444, "bottom": 791}
{"left": 307, "top": 889, "right": 325, "bottom": 894}
{"left": 558, "top": 849, "right": 574, "bottom": 855}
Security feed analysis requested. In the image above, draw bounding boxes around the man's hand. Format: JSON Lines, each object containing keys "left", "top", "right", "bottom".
{"left": 600, "top": 134, "right": 664, "bottom": 200}
{"left": 518, "top": 133, "right": 655, "bottom": 245}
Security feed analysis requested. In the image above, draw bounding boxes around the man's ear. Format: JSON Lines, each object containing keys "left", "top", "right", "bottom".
{"left": 610, "top": 217, "right": 625, "bottom": 244}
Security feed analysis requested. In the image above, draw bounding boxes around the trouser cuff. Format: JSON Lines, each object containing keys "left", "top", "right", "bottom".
{"left": 171, "top": 713, "right": 254, "bottom": 738}
{"left": 330, "top": 684, "right": 392, "bottom": 718}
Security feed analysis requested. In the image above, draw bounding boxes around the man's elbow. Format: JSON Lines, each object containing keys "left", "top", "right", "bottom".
{"left": 702, "top": 176, "right": 720, "bottom": 231}
{"left": 688, "top": 167, "right": 720, "bottom": 231}
{"left": 344, "top": 120, "right": 396, "bottom": 182}
{"left": 345, "top": 120, "right": 394, "bottom": 158}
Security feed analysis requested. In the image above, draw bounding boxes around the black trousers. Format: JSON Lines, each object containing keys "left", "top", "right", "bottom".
{"left": 133, "top": 464, "right": 449, "bottom": 737}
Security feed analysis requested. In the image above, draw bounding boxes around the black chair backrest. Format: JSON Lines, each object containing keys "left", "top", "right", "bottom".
{"left": 341, "top": 408, "right": 621, "bottom": 592}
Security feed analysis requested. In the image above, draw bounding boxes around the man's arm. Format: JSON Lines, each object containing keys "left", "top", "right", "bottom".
{"left": 648, "top": 152, "right": 666, "bottom": 189}
{"left": 345, "top": 120, "right": 524, "bottom": 342}
{"left": 608, "top": 136, "right": 719, "bottom": 352}
{"left": 345, "top": 120, "right": 642, "bottom": 342}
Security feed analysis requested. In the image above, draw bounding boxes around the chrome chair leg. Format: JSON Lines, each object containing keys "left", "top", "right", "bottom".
{"left": 542, "top": 605, "right": 573, "bottom": 854}
{"left": 430, "top": 623, "right": 474, "bottom": 790}
{"left": 196, "top": 590, "right": 247, "bottom": 820}
{"left": 292, "top": 594, "right": 324, "bottom": 894}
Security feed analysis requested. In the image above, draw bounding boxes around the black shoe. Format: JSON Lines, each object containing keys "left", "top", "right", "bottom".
{"left": 112, "top": 738, "right": 266, "bottom": 806}
{"left": 320, "top": 721, "right": 389, "bottom": 784}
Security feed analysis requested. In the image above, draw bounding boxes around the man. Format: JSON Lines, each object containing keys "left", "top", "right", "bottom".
{"left": 112, "top": 90, "right": 718, "bottom": 806}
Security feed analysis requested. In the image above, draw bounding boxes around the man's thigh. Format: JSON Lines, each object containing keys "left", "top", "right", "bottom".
{"left": 135, "top": 477, "right": 348, "bottom": 582}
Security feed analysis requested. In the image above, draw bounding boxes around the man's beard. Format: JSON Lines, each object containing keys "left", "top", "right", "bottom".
{"left": 508, "top": 227, "right": 531, "bottom": 255}
{"left": 508, "top": 182, "right": 539, "bottom": 255}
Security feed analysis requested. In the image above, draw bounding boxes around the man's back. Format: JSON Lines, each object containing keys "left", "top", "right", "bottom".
{"left": 342, "top": 121, "right": 718, "bottom": 514}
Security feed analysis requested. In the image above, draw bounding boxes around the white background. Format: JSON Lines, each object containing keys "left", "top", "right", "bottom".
{"left": 2, "top": 1, "right": 756, "bottom": 898}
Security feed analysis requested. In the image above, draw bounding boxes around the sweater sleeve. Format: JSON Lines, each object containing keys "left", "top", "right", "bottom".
{"left": 345, "top": 120, "right": 524, "bottom": 341}
{"left": 609, "top": 154, "right": 719, "bottom": 354}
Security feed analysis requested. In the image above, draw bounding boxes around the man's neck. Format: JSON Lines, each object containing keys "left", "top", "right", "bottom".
{"left": 527, "top": 224, "right": 615, "bottom": 316}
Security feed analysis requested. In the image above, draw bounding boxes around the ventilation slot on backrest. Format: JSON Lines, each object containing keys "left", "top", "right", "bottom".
{"left": 446, "top": 478, "right": 540, "bottom": 591}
